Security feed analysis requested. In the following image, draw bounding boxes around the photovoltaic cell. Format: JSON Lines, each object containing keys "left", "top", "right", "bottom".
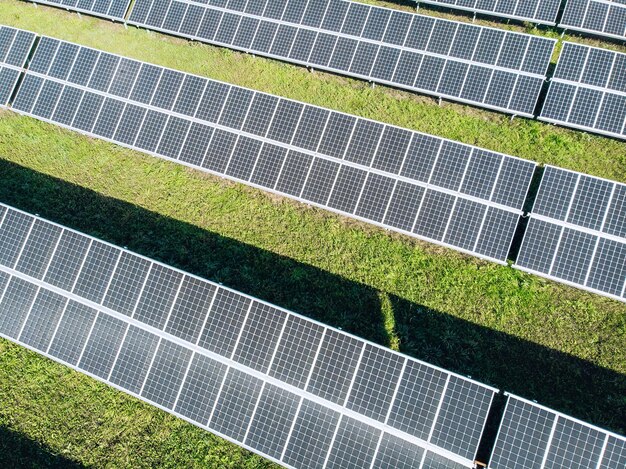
{"left": 141, "top": 339, "right": 192, "bottom": 408}
{"left": 346, "top": 344, "right": 404, "bottom": 423}
{"left": 102, "top": 252, "right": 150, "bottom": 316}
{"left": 325, "top": 416, "right": 381, "bottom": 468}
{"left": 560, "top": 0, "right": 626, "bottom": 41}
{"left": 0, "top": 276, "right": 38, "bottom": 339}
{"left": 282, "top": 399, "right": 340, "bottom": 469}
{"left": 540, "top": 42, "right": 626, "bottom": 141}
{"left": 18, "top": 288, "right": 67, "bottom": 352}
{"left": 0, "top": 202, "right": 498, "bottom": 468}
{"left": 125, "top": 0, "right": 555, "bottom": 116}
{"left": 244, "top": 383, "right": 300, "bottom": 460}
{"left": 109, "top": 325, "right": 159, "bottom": 393}
{"left": 10, "top": 35, "right": 537, "bottom": 265}
{"left": 429, "top": 376, "right": 496, "bottom": 460}
{"left": 79, "top": 312, "right": 127, "bottom": 379}
{"left": 210, "top": 368, "right": 263, "bottom": 441}
{"left": 231, "top": 302, "right": 287, "bottom": 373}
{"left": 164, "top": 275, "right": 215, "bottom": 343}
{"left": 387, "top": 361, "right": 448, "bottom": 441}
{"left": 517, "top": 166, "right": 626, "bottom": 302}
{"left": 489, "top": 395, "right": 626, "bottom": 469}
{"left": 48, "top": 300, "right": 98, "bottom": 365}
{"left": 175, "top": 353, "right": 227, "bottom": 425}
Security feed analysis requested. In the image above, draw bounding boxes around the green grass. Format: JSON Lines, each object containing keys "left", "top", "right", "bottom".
{"left": 0, "top": 1, "right": 625, "bottom": 467}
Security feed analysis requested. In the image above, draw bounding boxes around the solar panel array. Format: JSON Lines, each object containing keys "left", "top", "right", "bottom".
{"left": 126, "top": 0, "right": 556, "bottom": 117}
{"left": 540, "top": 42, "right": 626, "bottom": 140}
{"left": 9, "top": 35, "right": 537, "bottom": 264}
{"left": 0, "top": 202, "right": 498, "bottom": 468}
{"left": 517, "top": 166, "right": 626, "bottom": 301}
{"left": 416, "top": 0, "right": 562, "bottom": 25}
{"left": 489, "top": 394, "right": 626, "bottom": 469}
{"left": 0, "top": 26, "right": 36, "bottom": 107}
{"left": 25, "top": 0, "right": 131, "bottom": 21}
{"left": 560, "top": 0, "right": 626, "bottom": 41}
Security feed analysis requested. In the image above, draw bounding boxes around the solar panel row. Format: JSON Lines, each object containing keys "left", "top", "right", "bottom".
{"left": 416, "top": 0, "right": 562, "bottom": 25}
{"left": 541, "top": 42, "right": 626, "bottom": 140}
{"left": 0, "top": 26, "right": 36, "bottom": 107}
{"left": 0, "top": 202, "right": 498, "bottom": 467}
{"left": 560, "top": 0, "right": 626, "bottom": 41}
{"left": 9, "top": 35, "right": 537, "bottom": 264}
{"left": 517, "top": 166, "right": 626, "bottom": 301}
{"left": 6, "top": 26, "right": 626, "bottom": 302}
{"left": 489, "top": 394, "right": 626, "bottom": 469}
{"left": 126, "top": 0, "right": 556, "bottom": 117}
{"left": 25, "top": 0, "right": 131, "bottom": 20}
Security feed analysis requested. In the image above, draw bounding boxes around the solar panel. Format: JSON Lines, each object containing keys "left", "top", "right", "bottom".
{"left": 560, "top": 0, "right": 626, "bottom": 41}
{"left": 0, "top": 26, "right": 36, "bottom": 107}
{"left": 516, "top": 166, "right": 626, "bottom": 302}
{"left": 124, "top": 0, "right": 556, "bottom": 117}
{"left": 8, "top": 34, "right": 538, "bottom": 265}
{"left": 416, "top": 0, "right": 562, "bottom": 25}
{"left": 0, "top": 202, "right": 498, "bottom": 468}
{"left": 23, "top": 0, "right": 131, "bottom": 21}
{"left": 489, "top": 394, "right": 626, "bottom": 469}
{"left": 540, "top": 42, "right": 626, "bottom": 141}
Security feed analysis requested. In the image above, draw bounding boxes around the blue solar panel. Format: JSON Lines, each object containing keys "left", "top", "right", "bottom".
{"left": 560, "top": 0, "right": 626, "bottom": 41}
{"left": 540, "top": 42, "right": 626, "bottom": 141}
{"left": 517, "top": 166, "right": 626, "bottom": 302}
{"left": 9, "top": 34, "right": 538, "bottom": 265}
{"left": 490, "top": 395, "right": 626, "bottom": 469}
{"left": 0, "top": 26, "right": 36, "bottom": 107}
{"left": 0, "top": 202, "right": 498, "bottom": 468}
{"left": 417, "top": 0, "right": 561, "bottom": 25}
{"left": 22, "top": 0, "right": 131, "bottom": 21}
{"left": 125, "top": 0, "right": 556, "bottom": 116}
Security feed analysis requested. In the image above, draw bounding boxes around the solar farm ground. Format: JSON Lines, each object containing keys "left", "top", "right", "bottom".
{"left": 0, "top": 0, "right": 625, "bottom": 467}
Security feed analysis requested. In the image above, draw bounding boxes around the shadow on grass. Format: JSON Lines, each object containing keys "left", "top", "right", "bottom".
{"left": 388, "top": 297, "right": 626, "bottom": 461}
{"left": 0, "top": 425, "right": 84, "bottom": 468}
{"left": 0, "top": 159, "right": 624, "bottom": 459}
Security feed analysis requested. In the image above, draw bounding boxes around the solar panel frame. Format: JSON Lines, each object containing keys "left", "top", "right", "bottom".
{"left": 516, "top": 165, "right": 626, "bottom": 302}
{"left": 0, "top": 202, "right": 499, "bottom": 468}
{"left": 8, "top": 35, "right": 538, "bottom": 265}
{"left": 0, "top": 26, "right": 37, "bottom": 108}
{"left": 559, "top": 0, "right": 626, "bottom": 42}
{"left": 489, "top": 394, "right": 626, "bottom": 469}
{"left": 415, "top": 0, "right": 561, "bottom": 25}
{"left": 22, "top": 0, "right": 132, "bottom": 22}
{"left": 539, "top": 42, "right": 626, "bottom": 141}
{"left": 124, "top": 0, "right": 556, "bottom": 117}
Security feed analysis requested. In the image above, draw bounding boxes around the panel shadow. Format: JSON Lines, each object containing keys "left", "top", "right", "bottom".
{"left": 1, "top": 158, "right": 624, "bottom": 461}
{"left": 389, "top": 295, "right": 626, "bottom": 457}
{"left": 0, "top": 425, "right": 84, "bottom": 469}
{"left": 0, "top": 158, "right": 387, "bottom": 345}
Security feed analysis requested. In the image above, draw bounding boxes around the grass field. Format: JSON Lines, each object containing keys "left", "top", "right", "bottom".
{"left": 0, "top": 1, "right": 625, "bottom": 467}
